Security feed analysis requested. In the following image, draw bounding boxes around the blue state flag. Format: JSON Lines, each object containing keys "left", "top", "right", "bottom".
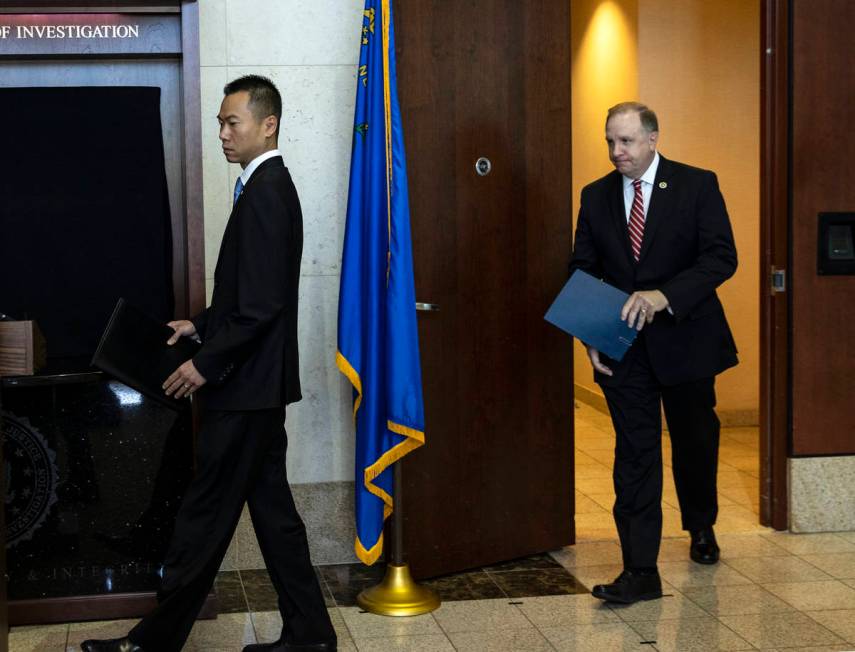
{"left": 336, "top": 0, "right": 426, "bottom": 566}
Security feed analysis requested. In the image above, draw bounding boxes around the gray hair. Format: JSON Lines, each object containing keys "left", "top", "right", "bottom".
{"left": 606, "top": 102, "right": 659, "bottom": 133}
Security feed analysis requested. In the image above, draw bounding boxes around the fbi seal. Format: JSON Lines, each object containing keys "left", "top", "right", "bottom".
{"left": 3, "top": 412, "right": 59, "bottom": 547}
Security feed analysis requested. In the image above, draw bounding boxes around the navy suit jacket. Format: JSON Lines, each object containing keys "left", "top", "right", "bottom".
{"left": 570, "top": 154, "right": 738, "bottom": 387}
{"left": 191, "top": 156, "right": 303, "bottom": 409}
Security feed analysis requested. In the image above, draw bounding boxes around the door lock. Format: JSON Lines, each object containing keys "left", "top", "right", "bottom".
{"left": 475, "top": 157, "right": 492, "bottom": 176}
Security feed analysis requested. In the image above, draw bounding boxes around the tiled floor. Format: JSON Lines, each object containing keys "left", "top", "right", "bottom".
{"left": 11, "top": 402, "right": 855, "bottom": 651}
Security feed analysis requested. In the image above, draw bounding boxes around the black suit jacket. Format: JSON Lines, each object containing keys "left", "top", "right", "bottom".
{"left": 570, "top": 155, "right": 738, "bottom": 387}
{"left": 191, "top": 156, "right": 303, "bottom": 410}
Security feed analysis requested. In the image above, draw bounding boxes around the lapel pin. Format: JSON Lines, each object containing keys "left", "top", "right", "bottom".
{"left": 658, "top": 181, "right": 668, "bottom": 189}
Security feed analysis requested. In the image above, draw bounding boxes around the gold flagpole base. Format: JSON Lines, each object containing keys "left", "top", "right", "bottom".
{"left": 356, "top": 563, "right": 441, "bottom": 616}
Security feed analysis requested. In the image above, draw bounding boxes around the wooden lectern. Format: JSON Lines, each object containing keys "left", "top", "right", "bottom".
{"left": 0, "top": 321, "right": 46, "bottom": 377}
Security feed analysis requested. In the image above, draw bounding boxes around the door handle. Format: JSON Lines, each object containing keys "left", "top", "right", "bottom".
{"left": 415, "top": 302, "right": 439, "bottom": 312}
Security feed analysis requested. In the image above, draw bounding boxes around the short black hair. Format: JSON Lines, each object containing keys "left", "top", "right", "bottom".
{"left": 223, "top": 75, "right": 282, "bottom": 136}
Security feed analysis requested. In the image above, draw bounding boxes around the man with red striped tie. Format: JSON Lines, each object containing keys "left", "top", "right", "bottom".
{"left": 571, "top": 102, "right": 738, "bottom": 604}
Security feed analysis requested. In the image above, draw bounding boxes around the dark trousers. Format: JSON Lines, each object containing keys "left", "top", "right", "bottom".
{"left": 600, "top": 339, "right": 720, "bottom": 570}
{"left": 129, "top": 408, "right": 335, "bottom": 652}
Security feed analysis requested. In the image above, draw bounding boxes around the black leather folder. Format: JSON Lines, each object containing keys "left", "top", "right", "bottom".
{"left": 92, "top": 298, "right": 200, "bottom": 409}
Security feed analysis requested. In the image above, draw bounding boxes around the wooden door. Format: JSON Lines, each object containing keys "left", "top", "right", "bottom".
{"left": 789, "top": 1, "right": 855, "bottom": 456}
{"left": 762, "top": 0, "right": 855, "bottom": 530}
{"left": 396, "top": 1, "right": 573, "bottom": 579}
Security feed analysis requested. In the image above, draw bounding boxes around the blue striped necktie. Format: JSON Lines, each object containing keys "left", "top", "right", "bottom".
{"left": 233, "top": 178, "right": 244, "bottom": 206}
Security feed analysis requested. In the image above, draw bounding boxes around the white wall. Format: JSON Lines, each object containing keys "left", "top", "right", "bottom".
{"left": 198, "top": 0, "right": 365, "bottom": 484}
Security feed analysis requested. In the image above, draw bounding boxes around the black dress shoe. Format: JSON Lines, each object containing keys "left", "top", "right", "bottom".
{"left": 243, "top": 641, "right": 336, "bottom": 652}
{"left": 591, "top": 569, "right": 662, "bottom": 604}
{"left": 80, "top": 637, "right": 143, "bottom": 652}
{"left": 690, "top": 528, "right": 720, "bottom": 564}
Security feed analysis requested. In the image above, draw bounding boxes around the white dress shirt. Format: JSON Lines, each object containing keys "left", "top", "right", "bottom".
{"left": 239, "top": 148, "right": 283, "bottom": 187}
{"left": 622, "top": 151, "right": 660, "bottom": 223}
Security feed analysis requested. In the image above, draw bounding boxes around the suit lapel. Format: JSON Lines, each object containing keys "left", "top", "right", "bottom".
{"left": 637, "top": 154, "right": 676, "bottom": 265}
{"left": 606, "top": 171, "right": 634, "bottom": 265}
{"left": 218, "top": 156, "right": 285, "bottom": 277}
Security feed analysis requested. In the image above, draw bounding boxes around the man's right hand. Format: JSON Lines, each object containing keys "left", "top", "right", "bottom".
{"left": 586, "top": 345, "right": 613, "bottom": 376}
{"left": 167, "top": 320, "right": 197, "bottom": 345}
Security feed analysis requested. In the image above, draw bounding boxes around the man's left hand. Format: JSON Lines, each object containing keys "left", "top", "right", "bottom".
{"left": 164, "top": 360, "right": 207, "bottom": 399}
{"left": 622, "top": 290, "right": 669, "bottom": 331}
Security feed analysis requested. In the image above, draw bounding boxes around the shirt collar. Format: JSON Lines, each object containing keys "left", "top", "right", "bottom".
{"left": 239, "top": 149, "right": 282, "bottom": 186}
{"left": 623, "top": 151, "right": 660, "bottom": 189}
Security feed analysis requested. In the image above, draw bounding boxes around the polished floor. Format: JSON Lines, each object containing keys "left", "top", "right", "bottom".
{"left": 11, "top": 403, "right": 855, "bottom": 651}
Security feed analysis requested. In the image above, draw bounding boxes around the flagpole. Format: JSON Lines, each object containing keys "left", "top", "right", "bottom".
{"left": 344, "top": 0, "right": 435, "bottom": 619}
{"left": 355, "top": 462, "right": 440, "bottom": 616}
{"left": 390, "top": 461, "right": 404, "bottom": 565}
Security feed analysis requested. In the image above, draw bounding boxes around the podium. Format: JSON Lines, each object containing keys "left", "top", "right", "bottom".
{"left": 1, "top": 368, "right": 214, "bottom": 625}
{"left": 0, "top": 385, "right": 7, "bottom": 651}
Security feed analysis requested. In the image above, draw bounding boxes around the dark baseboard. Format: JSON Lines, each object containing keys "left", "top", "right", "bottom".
{"left": 9, "top": 590, "right": 218, "bottom": 626}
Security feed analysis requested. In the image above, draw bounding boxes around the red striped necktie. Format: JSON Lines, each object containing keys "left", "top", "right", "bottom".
{"left": 628, "top": 178, "right": 645, "bottom": 261}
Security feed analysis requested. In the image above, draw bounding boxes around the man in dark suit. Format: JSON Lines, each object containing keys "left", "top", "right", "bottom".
{"left": 83, "top": 76, "right": 336, "bottom": 651}
{"left": 571, "top": 102, "right": 738, "bottom": 604}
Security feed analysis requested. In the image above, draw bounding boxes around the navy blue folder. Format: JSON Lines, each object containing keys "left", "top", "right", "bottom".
{"left": 544, "top": 270, "right": 638, "bottom": 361}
